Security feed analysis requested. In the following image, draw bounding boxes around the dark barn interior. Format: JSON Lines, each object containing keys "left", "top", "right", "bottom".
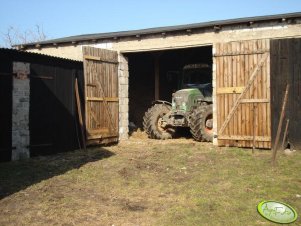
{"left": 126, "top": 46, "right": 213, "bottom": 129}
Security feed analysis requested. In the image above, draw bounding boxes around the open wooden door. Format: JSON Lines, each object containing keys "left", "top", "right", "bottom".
{"left": 215, "top": 39, "right": 271, "bottom": 148}
{"left": 83, "top": 46, "right": 119, "bottom": 144}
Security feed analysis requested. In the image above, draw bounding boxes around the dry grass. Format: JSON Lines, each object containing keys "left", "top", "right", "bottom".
{"left": 0, "top": 137, "right": 300, "bottom": 226}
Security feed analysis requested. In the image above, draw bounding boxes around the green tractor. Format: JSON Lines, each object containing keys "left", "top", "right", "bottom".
{"left": 143, "top": 63, "right": 213, "bottom": 142}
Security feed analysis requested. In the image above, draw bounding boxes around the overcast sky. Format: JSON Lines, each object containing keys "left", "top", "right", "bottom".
{"left": 1, "top": 0, "right": 301, "bottom": 46}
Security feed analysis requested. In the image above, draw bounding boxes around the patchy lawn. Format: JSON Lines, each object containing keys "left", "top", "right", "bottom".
{"left": 0, "top": 138, "right": 300, "bottom": 226}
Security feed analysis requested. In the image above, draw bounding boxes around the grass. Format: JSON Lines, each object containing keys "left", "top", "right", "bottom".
{"left": 0, "top": 138, "right": 300, "bottom": 226}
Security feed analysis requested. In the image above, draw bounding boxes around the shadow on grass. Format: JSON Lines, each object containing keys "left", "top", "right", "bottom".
{"left": 0, "top": 147, "right": 114, "bottom": 199}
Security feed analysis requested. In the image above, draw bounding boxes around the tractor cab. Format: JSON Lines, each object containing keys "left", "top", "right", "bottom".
{"left": 181, "top": 63, "right": 212, "bottom": 97}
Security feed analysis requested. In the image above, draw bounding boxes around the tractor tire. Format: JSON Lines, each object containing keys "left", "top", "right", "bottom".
{"left": 189, "top": 104, "right": 213, "bottom": 142}
{"left": 143, "top": 104, "right": 174, "bottom": 139}
{"left": 142, "top": 106, "right": 154, "bottom": 136}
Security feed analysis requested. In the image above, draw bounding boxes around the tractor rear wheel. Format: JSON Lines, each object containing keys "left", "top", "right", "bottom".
{"left": 189, "top": 104, "right": 213, "bottom": 142}
{"left": 143, "top": 104, "right": 175, "bottom": 139}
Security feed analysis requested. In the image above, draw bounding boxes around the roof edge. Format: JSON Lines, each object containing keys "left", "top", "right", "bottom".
{"left": 16, "top": 11, "right": 301, "bottom": 48}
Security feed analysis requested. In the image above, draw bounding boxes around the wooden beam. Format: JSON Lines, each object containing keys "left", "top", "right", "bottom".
{"left": 86, "top": 83, "right": 97, "bottom": 87}
{"left": 218, "top": 135, "right": 271, "bottom": 142}
{"left": 87, "top": 136, "right": 118, "bottom": 145}
{"left": 272, "top": 84, "right": 289, "bottom": 165}
{"left": 84, "top": 55, "right": 101, "bottom": 61}
{"left": 214, "top": 49, "right": 269, "bottom": 57}
{"left": 87, "top": 134, "right": 102, "bottom": 140}
{"left": 83, "top": 55, "right": 118, "bottom": 64}
{"left": 240, "top": 99, "right": 269, "bottom": 103}
{"left": 87, "top": 128, "right": 110, "bottom": 135}
{"left": 88, "top": 108, "right": 99, "bottom": 124}
{"left": 216, "top": 86, "right": 244, "bottom": 94}
{"left": 75, "top": 78, "right": 86, "bottom": 151}
{"left": 86, "top": 97, "right": 119, "bottom": 102}
{"left": 281, "top": 119, "right": 290, "bottom": 150}
{"left": 252, "top": 103, "right": 257, "bottom": 153}
{"left": 88, "top": 134, "right": 117, "bottom": 139}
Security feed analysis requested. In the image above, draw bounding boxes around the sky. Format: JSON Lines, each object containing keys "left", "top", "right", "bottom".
{"left": 1, "top": 0, "right": 301, "bottom": 46}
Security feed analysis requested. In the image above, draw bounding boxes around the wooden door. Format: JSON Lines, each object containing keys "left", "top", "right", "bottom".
{"left": 83, "top": 47, "right": 119, "bottom": 144}
{"left": 30, "top": 66, "right": 55, "bottom": 156}
{"left": 215, "top": 39, "right": 271, "bottom": 148}
{"left": 0, "top": 71, "right": 12, "bottom": 161}
{"left": 270, "top": 38, "right": 301, "bottom": 150}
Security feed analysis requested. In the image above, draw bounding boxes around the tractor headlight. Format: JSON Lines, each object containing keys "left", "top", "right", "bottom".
{"left": 172, "top": 99, "right": 176, "bottom": 109}
{"left": 181, "top": 102, "right": 187, "bottom": 111}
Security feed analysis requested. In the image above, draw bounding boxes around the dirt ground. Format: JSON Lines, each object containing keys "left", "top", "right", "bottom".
{"left": 0, "top": 135, "right": 300, "bottom": 226}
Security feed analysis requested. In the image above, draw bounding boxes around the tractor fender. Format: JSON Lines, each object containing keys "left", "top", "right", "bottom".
{"left": 152, "top": 100, "right": 172, "bottom": 106}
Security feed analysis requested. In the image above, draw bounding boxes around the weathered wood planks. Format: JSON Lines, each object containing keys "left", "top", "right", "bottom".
{"left": 214, "top": 39, "right": 271, "bottom": 148}
{"left": 270, "top": 38, "right": 301, "bottom": 150}
{"left": 83, "top": 46, "right": 119, "bottom": 144}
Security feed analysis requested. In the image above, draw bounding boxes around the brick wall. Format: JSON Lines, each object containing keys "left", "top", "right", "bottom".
{"left": 12, "top": 62, "right": 30, "bottom": 160}
{"left": 118, "top": 54, "right": 129, "bottom": 140}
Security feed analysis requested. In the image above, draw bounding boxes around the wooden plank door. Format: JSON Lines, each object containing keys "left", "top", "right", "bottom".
{"left": 0, "top": 71, "right": 12, "bottom": 161}
{"left": 83, "top": 47, "right": 119, "bottom": 144}
{"left": 30, "top": 66, "right": 55, "bottom": 156}
{"left": 214, "top": 39, "right": 271, "bottom": 148}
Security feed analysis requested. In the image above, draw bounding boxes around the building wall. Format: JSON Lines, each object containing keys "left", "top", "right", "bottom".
{"left": 28, "top": 20, "right": 301, "bottom": 61}
{"left": 26, "top": 20, "right": 301, "bottom": 143}
{"left": 118, "top": 54, "right": 129, "bottom": 140}
{"left": 112, "top": 21, "right": 301, "bottom": 52}
{"left": 12, "top": 62, "right": 30, "bottom": 160}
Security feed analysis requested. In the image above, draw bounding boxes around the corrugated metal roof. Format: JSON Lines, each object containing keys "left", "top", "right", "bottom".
{"left": 0, "top": 48, "right": 82, "bottom": 62}
{"left": 17, "top": 12, "right": 301, "bottom": 48}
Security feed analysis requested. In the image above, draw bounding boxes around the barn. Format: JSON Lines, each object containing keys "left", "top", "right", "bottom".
{"left": 0, "top": 49, "right": 84, "bottom": 161}
{"left": 16, "top": 12, "right": 301, "bottom": 151}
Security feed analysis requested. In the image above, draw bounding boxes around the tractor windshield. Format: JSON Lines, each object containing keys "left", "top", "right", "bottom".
{"left": 182, "top": 65, "right": 211, "bottom": 87}
{"left": 181, "top": 64, "right": 212, "bottom": 97}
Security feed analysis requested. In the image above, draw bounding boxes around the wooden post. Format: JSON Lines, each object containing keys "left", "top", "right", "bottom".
{"left": 281, "top": 119, "right": 290, "bottom": 150}
{"left": 154, "top": 54, "right": 160, "bottom": 100}
{"left": 272, "top": 84, "right": 289, "bottom": 165}
{"left": 75, "top": 78, "right": 86, "bottom": 151}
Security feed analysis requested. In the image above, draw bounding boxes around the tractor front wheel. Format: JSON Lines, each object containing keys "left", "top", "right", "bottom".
{"left": 189, "top": 104, "right": 213, "bottom": 142}
{"left": 143, "top": 104, "right": 175, "bottom": 139}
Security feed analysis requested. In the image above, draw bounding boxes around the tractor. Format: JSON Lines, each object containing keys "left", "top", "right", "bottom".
{"left": 143, "top": 63, "right": 213, "bottom": 141}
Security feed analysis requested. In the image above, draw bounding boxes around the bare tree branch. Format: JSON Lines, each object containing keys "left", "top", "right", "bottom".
{"left": 1, "top": 25, "right": 47, "bottom": 48}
